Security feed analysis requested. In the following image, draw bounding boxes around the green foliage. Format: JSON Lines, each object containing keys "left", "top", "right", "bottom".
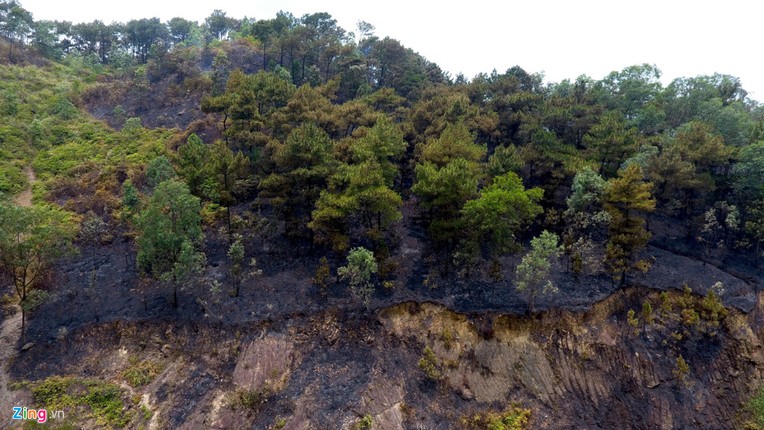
{"left": 352, "top": 116, "right": 406, "bottom": 186}
{"left": 583, "top": 111, "right": 639, "bottom": 178}
{"left": 420, "top": 121, "right": 486, "bottom": 168}
{"left": 313, "top": 256, "right": 331, "bottom": 294}
{"left": 673, "top": 355, "right": 690, "bottom": 382}
{"left": 0, "top": 202, "right": 77, "bottom": 335}
{"left": 604, "top": 164, "right": 655, "bottom": 284}
{"left": 746, "top": 385, "right": 764, "bottom": 429}
{"left": 260, "top": 123, "right": 334, "bottom": 239}
{"left": 357, "top": 414, "right": 373, "bottom": 429}
{"left": 205, "top": 140, "right": 250, "bottom": 211}
{"left": 177, "top": 133, "right": 209, "bottom": 196}
{"left": 641, "top": 301, "right": 654, "bottom": 325}
{"left": 122, "top": 358, "right": 163, "bottom": 388}
{"left": 487, "top": 144, "right": 523, "bottom": 178}
{"left": 29, "top": 376, "right": 133, "bottom": 428}
{"left": 462, "top": 172, "right": 543, "bottom": 254}
{"left": 627, "top": 309, "right": 639, "bottom": 335}
{"left": 310, "top": 160, "right": 402, "bottom": 251}
{"left": 461, "top": 406, "right": 532, "bottom": 430}
{"left": 648, "top": 122, "right": 732, "bottom": 216}
{"left": 232, "top": 386, "right": 273, "bottom": 414}
{"left": 121, "top": 179, "right": 140, "bottom": 221}
{"left": 413, "top": 158, "right": 480, "bottom": 248}
{"left": 338, "top": 247, "right": 378, "bottom": 307}
{"left": 734, "top": 142, "right": 764, "bottom": 201}
{"left": 226, "top": 233, "right": 260, "bottom": 297}
{"left": 136, "top": 179, "right": 204, "bottom": 306}
{"left": 418, "top": 346, "right": 442, "bottom": 380}
{"left": 515, "top": 231, "right": 562, "bottom": 312}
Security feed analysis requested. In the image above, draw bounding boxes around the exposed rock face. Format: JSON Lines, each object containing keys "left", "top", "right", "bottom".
{"left": 10, "top": 288, "right": 764, "bottom": 429}
{"left": 360, "top": 377, "right": 406, "bottom": 430}
{"left": 379, "top": 291, "right": 764, "bottom": 429}
{"left": 232, "top": 336, "right": 296, "bottom": 393}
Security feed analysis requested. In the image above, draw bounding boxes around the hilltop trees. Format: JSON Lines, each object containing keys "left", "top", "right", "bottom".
{"left": 0, "top": 0, "right": 33, "bottom": 61}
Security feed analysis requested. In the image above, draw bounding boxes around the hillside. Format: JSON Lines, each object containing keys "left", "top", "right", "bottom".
{"left": 1, "top": 2, "right": 764, "bottom": 429}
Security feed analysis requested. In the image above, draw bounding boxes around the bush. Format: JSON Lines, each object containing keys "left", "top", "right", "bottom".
{"left": 122, "top": 358, "right": 163, "bottom": 387}
{"left": 746, "top": 386, "right": 764, "bottom": 428}
{"left": 357, "top": 414, "right": 373, "bottom": 429}
{"left": 418, "top": 346, "right": 442, "bottom": 381}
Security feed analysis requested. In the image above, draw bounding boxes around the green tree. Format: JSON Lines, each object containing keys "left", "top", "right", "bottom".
{"left": 648, "top": 122, "right": 732, "bottom": 216}
{"left": 124, "top": 17, "right": 168, "bottom": 63}
{"left": 563, "top": 168, "right": 610, "bottom": 277}
{"left": 310, "top": 160, "right": 402, "bottom": 251}
{"left": 412, "top": 158, "right": 480, "bottom": 250}
{"left": 583, "top": 111, "right": 639, "bottom": 178}
{"left": 227, "top": 233, "right": 261, "bottom": 297}
{"left": 733, "top": 141, "right": 764, "bottom": 201}
{"left": 604, "top": 164, "right": 656, "bottom": 285}
{"left": 0, "top": 202, "right": 77, "bottom": 338}
{"left": 0, "top": 0, "right": 33, "bottom": 62}
{"left": 167, "top": 17, "right": 196, "bottom": 45}
{"left": 146, "top": 155, "right": 176, "bottom": 190}
{"left": 205, "top": 9, "right": 237, "bottom": 40}
{"left": 337, "top": 247, "right": 378, "bottom": 307}
{"left": 514, "top": 230, "right": 562, "bottom": 313}
{"left": 177, "top": 133, "right": 209, "bottom": 197}
{"left": 486, "top": 144, "right": 523, "bottom": 179}
{"left": 121, "top": 179, "right": 140, "bottom": 222}
{"left": 419, "top": 121, "right": 486, "bottom": 169}
{"left": 744, "top": 199, "right": 764, "bottom": 267}
{"left": 352, "top": 116, "right": 407, "bottom": 186}
{"left": 461, "top": 172, "right": 543, "bottom": 255}
{"left": 206, "top": 140, "right": 250, "bottom": 234}
{"left": 259, "top": 123, "right": 334, "bottom": 240}
{"left": 136, "top": 179, "right": 204, "bottom": 307}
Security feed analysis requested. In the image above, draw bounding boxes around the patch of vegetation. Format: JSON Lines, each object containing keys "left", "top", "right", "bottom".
{"left": 460, "top": 406, "right": 532, "bottom": 429}
{"left": 673, "top": 355, "right": 690, "bottom": 382}
{"left": 122, "top": 357, "right": 164, "bottom": 387}
{"left": 626, "top": 284, "right": 729, "bottom": 343}
{"left": 356, "top": 414, "right": 373, "bottom": 429}
{"left": 231, "top": 387, "right": 272, "bottom": 414}
{"left": 26, "top": 375, "right": 134, "bottom": 428}
{"left": 418, "top": 346, "right": 442, "bottom": 381}
{"left": 745, "top": 385, "right": 764, "bottom": 429}
{"left": 441, "top": 327, "right": 455, "bottom": 350}
{"left": 271, "top": 417, "right": 287, "bottom": 429}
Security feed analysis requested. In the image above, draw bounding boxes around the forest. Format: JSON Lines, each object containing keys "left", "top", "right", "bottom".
{"left": 1, "top": 1, "right": 764, "bottom": 429}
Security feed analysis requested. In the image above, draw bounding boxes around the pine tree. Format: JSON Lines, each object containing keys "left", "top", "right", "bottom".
{"left": 603, "top": 164, "right": 656, "bottom": 285}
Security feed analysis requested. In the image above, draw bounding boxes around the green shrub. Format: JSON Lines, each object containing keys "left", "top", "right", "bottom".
{"left": 122, "top": 359, "right": 163, "bottom": 387}
{"left": 28, "top": 376, "right": 133, "bottom": 428}
{"left": 418, "top": 346, "right": 442, "bottom": 381}
{"left": 357, "top": 414, "right": 373, "bottom": 429}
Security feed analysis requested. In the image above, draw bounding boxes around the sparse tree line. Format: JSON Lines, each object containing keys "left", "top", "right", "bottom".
{"left": 0, "top": 0, "right": 444, "bottom": 100}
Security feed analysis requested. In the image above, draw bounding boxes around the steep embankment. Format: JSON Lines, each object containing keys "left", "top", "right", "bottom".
{"left": 8, "top": 285, "right": 764, "bottom": 429}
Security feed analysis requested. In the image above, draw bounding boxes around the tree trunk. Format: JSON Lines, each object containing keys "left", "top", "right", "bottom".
{"left": 21, "top": 306, "right": 25, "bottom": 343}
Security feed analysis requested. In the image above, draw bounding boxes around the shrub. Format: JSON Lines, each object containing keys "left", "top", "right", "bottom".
{"left": 418, "top": 346, "right": 442, "bottom": 381}
{"left": 122, "top": 358, "right": 163, "bottom": 388}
